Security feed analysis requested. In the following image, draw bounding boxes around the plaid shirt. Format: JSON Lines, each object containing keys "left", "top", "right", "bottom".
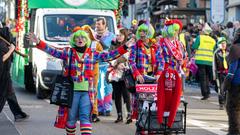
{"left": 158, "top": 38, "right": 187, "bottom": 73}
{"left": 37, "top": 41, "right": 127, "bottom": 105}
{"left": 129, "top": 40, "right": 163, "bottom": 78}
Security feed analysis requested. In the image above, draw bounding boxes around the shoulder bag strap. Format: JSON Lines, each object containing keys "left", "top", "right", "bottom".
{"left": 68, "top": 49, "right": 73, "bottom": 77}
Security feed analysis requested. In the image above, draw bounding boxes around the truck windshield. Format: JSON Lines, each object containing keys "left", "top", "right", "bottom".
{"left": 43, "top": 15, "right": 114, "bottom": 42}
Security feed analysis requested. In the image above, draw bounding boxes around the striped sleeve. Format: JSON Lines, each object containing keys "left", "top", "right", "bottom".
{"left": 36, "top": 40, "right": 69, "bottom": 60}
{"left": 128, "top": 44, "right": 141, "bottom": 78}
{"left": 94, "top": 45, "right": 127, "bottom": 62}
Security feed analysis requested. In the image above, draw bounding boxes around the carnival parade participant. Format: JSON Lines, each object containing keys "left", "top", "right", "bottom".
{"left": 95, "top": 17, "right": 116, "bottom": 116}
{"left": 27, "top": 30, "right": 134, "bottom": 135}
{"left": 128, "top": 21, "right": 161, "bottom": 119}
{"left": 82, "top": 25, "right": 103, "bottom": 122}
{"left": 156, "top": 19, "right": 187, "bottom": 127}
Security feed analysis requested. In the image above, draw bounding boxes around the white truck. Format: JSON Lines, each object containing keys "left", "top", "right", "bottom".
{"left": 14, "top": 0, "right": 119, "bottom": 99}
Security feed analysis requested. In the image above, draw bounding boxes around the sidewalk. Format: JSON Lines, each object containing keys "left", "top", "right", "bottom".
{"left": 0, "top": 112, "right": 19, "bottom": 135}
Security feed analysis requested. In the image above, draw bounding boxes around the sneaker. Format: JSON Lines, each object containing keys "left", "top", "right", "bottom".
{"left": 15, "top": 114, "right": 30, "bottom": 122}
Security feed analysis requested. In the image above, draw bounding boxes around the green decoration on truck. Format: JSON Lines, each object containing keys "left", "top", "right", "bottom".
{"left": 28, "top": 0, "right": 119, "bottom": 10}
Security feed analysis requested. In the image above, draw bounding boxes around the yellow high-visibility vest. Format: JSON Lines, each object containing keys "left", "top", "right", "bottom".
{"left": 195, "top": 35, "right": 216, "bottom": 63}
{"left": 179, "top": 33, "right": 186, "bottom": 47}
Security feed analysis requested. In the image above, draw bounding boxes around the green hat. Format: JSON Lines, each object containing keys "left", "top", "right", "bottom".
{"left": 217, "top": 37, "right": 227, "bottom": 44}
{"left": 217, "top": 37, "right": 227, "bottom": 48}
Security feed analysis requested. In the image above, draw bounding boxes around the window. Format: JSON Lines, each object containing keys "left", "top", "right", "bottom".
{"left": 43, "top": 15, "right": 114, "bottom": 42}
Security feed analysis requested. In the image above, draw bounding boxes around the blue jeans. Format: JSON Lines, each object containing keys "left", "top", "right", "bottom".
{"left": 67, "top": 92, "right": 91, "bottom": 126}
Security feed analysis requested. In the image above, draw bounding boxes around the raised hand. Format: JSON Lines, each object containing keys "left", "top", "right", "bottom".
{"left": 26, "top": 33, "right": 40, "bottom": 44}
{"left": 126, "top": 38, "right": 136, "bottom": 48}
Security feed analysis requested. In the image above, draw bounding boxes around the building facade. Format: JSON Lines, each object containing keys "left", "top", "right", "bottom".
{"left": 150, "top": 0, "right": 209, "bottom": 25}
{"left": 227, "top": 0, "right": 240, "bottom": 21}
{"left": 0, "top": 0, "right": 16, "bottom": 22}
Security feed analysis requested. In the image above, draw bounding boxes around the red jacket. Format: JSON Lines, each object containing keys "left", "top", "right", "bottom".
{"left": 157, "top": 68, "right": 182, "bottom": 127}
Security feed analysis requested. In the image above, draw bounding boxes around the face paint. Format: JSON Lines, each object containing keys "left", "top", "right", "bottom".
{"left": 75, "top": 36, "right": 87, "bottom": 47}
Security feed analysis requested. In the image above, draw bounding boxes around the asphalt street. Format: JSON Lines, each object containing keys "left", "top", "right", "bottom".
{"left": 0, "top": 83, "right": 228, "bottom": 135}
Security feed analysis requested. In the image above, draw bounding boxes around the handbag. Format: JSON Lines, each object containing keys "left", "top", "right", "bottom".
{"left": 123, "top": 45, "right": 139, "bottom": 93}
{"left": 123, "top": 69, "right": 136, "bottom": 93}
{"left": 50, "top": 49, "right": 74, "bottom": 108}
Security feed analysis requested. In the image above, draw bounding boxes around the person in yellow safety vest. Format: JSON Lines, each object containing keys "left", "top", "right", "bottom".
{"left": 82, "top": 25, "right": 103, "bottom": 122}
{"left": 192, "top": 23, "right": 216, "bottom": 100}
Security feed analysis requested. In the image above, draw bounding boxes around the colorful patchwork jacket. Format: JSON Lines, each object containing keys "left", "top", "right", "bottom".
{"left": 129, "top": 40, "right": 163, "bottom": 78}
{"left": 158, "top": 38, "right": 188, "bottom": 74}
{"left": 36, "top": 40, "right": 128, "bottom": 106}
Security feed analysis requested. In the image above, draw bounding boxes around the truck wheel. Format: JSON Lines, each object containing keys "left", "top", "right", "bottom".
{"left": 36, "top": 76, "right": 48, "bottom": 99}
{"left": 24, "top": 64, "right": 35, "bottom": 92}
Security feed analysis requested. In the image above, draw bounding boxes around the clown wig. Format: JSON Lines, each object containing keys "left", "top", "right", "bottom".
{"left": 69, "top": 30, "right": 91, "bottom": 48}
{"left": 161, "top": 19, "right": 182, "bottom": 38}
{"left": 136, "top": 23, "right": 155, "bottom": 40}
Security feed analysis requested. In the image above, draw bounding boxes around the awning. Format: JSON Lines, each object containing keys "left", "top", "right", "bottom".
{"left": 28, "top": 0, "right": 119, "bottom": 10}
